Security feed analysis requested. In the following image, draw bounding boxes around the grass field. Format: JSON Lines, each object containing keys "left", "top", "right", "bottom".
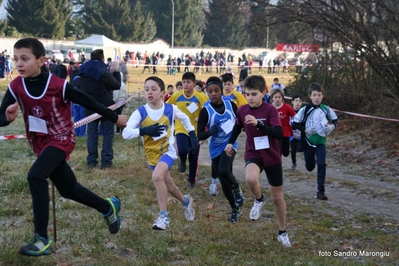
{"left": 0, "top": 68, "right": 398, "bottom": 265}
{"left": 121, "top": 64, "right": 294, "bottom": 94}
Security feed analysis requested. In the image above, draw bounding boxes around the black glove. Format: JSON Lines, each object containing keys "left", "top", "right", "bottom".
{"left": 139, "top": 123, "right": 164, "bottom": 137}
{"left": 188, "top": 130, "right": 199, "bottom": 151}
{"left": 207, "top": 124, "right": 219, "bottom": 136}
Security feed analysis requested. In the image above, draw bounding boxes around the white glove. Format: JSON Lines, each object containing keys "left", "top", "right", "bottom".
{"left": 324, "top": 124, "right": 335, "bottom": 135}
{"left": 305, "top": 127, "right": 316, "bottom": 135}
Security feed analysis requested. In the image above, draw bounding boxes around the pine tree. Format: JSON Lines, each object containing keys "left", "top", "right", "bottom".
{"left": 130, "top": 0, "right": 145, "bottom": 41}
{"left": 128, "top": 0, "right": 157, "bottom": 42}
{"left": 141, "top": 12, "right": 157, "bottom": 43}
{"left": 174, "top": 0, "right": 203, "bottom": 47}
{"left": 203, "top": 0, "right": 249, "bottom": 49}
{"left": 6, "top": 0, "right": 72, "bottom": 39}
{"left": 142, "top": 0, "right": 172, "bottom": 43}
{"left": 0, "top": 19, "right": 6, "bottom": 35}
{"left": 145, "top": 0, "right": 203, "bottom": 47}
{"left": 83, "top": 0, "right": 130, "bottom": 41}
{"left": 79, "top": 0, "right": 156, "bottom": 42}
{"left": 270, "top": 1, "right": 310, "bottom": 45}
{"left": 247, "top": 2, "right": 270, "bottom": 47}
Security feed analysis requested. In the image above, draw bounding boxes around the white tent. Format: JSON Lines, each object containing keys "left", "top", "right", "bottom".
{"left": 75, "top": 35, "right": 122, "bottom": 47}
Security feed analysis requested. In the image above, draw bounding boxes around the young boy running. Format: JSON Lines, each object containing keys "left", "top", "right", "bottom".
{"left": 197, "top": 76, "right": 244, "bottom": 223}
{"left": 122, "top": 76, "right": 196, "bottom": 230}
{"left": 290, "top": 94, "right": 303, "bottom": 170}
{"left": 0, "top": 38, "right": 126, "bottom": 256}
{"left": 292, "top": 83, "right": 338, "bottom": 200}
{"left": 166, "top": 72, "right": 208, "bottom": 187}
{"left": 225, "top": 75, "right": 291, "bottom": 247}
{"left": 221, "top": 73, "right": 247, "bottom": 107}
{"left": 270, "top": 89, "right": 296, "bottom": 158}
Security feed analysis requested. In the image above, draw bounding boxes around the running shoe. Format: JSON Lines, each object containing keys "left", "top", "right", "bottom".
{"left": 233, "top": 187, "right": 245, "bottom": 207}
{"left": 19, "top": 234, "right": 52, "bottom": 256}
{"left": 277, "top": 232, "right": 292, "bottom": 247}
{"left": 103, "top": 196, "right": 121, "bottom": 234}
{"left": 209, "top": 183, "right": 217, "bottom": 196}
{"left": 182, "top": 195, "right": 195, "bottom": 221}
{"left": 249, "top": 199, "right": 265, "bottom": 221}
{"left": 152, "top": 214, "right": 170, "bottom": 230}
{"left": 229, "top": 208, "right": 242, "bottom": 223}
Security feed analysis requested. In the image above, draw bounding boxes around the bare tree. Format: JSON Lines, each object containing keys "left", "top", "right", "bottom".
{"left": 251, "top": 0, "right": 399, "bottom": 100}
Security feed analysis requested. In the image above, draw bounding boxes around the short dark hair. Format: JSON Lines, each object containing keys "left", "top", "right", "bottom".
{"left": 91, "top": 49, "right": 104, "bottom": 61}
{"left": 167, "top": 84, "right": 174, "bottom": 89}
{"left": 175, "top": 81, "right": 182, "bottom": 87}
{"left": 291, "top": 94, "right": 302, "bottom": 101}
{"left": 14, "top": 38, "right": 45, "bottom": 59}
{"left": 145, "top": 76, "right": 165, "bottom": 91}
{"left": 182, "top": 72, "right": 196, "bottom": 82}
{"left": 221, "top": 73, "right": 234, "bottom": 83}
{"left": 308, "top": 82, "right": 324, "bottom": 95}
{"left": 195, "top": 80, "right": 204, "bottom": 88}
{"left": 243, "top": 75, "right": 267, "bottom": 93}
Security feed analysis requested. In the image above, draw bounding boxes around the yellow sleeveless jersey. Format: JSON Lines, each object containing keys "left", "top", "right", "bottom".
{"left": 167, "top": 90, "right": 208, "bottom": 134}
{"left": 224, "top": 90, "right": 247, "bottom": 107}
{"left": 138, "top": 104, "right": 173, "bottom": 166}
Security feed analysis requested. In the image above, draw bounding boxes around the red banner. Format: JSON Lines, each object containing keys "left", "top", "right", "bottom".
{"left": 276, "top": 43, "right": 319, "bottom": 53}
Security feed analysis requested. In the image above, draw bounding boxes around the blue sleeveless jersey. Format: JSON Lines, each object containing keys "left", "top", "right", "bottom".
{"left": 204, "top": 100, "right": 238, "bottom": 159}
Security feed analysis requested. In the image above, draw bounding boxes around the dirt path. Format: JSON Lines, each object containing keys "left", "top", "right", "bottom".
{"left": 198, "top": 133, "right": 399, "bottom": 220}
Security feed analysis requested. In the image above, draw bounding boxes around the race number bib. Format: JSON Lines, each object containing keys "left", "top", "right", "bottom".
{"left": 254, "top": 136, "right": 269, "bottom": 150}
{"left": 28, "top": 115, "right": 48, "bottom": 134}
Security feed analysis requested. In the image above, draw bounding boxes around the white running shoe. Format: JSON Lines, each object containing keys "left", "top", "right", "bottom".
{"left": 152, "top": 214, "right": 170, "bottom": 230}
{"left": 182, "top": 195, "right": 195, "bottom": 222}
{"left": 277, "top": 232, "right": 292, "bottom": 247}
{"left": 209, "top": 183, "right": 217, "bottom": 196}
{"left": 249, "top": 199, "right": 265, "bottom": 221}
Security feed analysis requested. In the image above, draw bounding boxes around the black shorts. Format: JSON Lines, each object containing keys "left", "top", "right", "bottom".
{"left": 245, "top": 158, "right": 283, "bottom": 187}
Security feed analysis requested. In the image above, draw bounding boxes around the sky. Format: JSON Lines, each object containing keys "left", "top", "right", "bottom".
{"left": 0, "top": 0, "right": 7, "bottom": 19}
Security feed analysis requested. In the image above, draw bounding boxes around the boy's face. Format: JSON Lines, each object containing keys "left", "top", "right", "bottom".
{"left": 144, "top": 80, "right": 164, "bottom": 104}
{"left": 182, "top": 79, "right": 194, "bottom": 93}
{"left": 195, "top": 85, "right": 202, "bottom": 92}
{"left": 292, "top": 98, "right": 302, "bottom": 110}
{"left": 245, "top": 88, "right": 264, "bottom": 108}
{"left": 274, "top": 80, "right": 279, "bottom": 84}
{"left": 206, "top": 84, "right": 223, "bottom": 105}
{"left": 177, "top": 85, "right": 182, "bottom": 91}
{"left": 14, "top": 47, "right": 45, "bottom": 78}
{"left": 223, "top": 81, "right": 234, "bottom": 94}
{"left": 309, "top": 90, "right": 324, "bottom": 105}
{"left": 167, "top": 86, "right": 174, "bottom": 94}
{"left": 272, "top": 92, "right": 283, "bottom": 107}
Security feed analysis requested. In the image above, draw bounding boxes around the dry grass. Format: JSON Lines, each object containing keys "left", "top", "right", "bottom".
{"left": 0, "top": 69, "right": 398, "bottom": 265}
{"left": 122, "top": 64, "right": 293, "bottom": 94}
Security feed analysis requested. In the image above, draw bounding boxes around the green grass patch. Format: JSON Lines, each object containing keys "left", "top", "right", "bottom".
{"left": 0, "top": 72, "right": 398, "bottom": 265}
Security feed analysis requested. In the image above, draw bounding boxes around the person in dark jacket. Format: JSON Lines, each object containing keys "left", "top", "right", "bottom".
{"left": 238, "top": 64, "right": 248, "bottom": 81}
{"left": 69, "top": 63, "right": 79, "bottom": 82}
{"left": 79, "top": 49, "right": 121, "bottom": 169}
{"left": 54, "top": 59, "right": 67, "bottom": 79}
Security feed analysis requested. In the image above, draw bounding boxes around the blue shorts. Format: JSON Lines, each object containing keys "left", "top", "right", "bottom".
{"left": 149, "top": 154, "right": 175, "bottom": 171}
